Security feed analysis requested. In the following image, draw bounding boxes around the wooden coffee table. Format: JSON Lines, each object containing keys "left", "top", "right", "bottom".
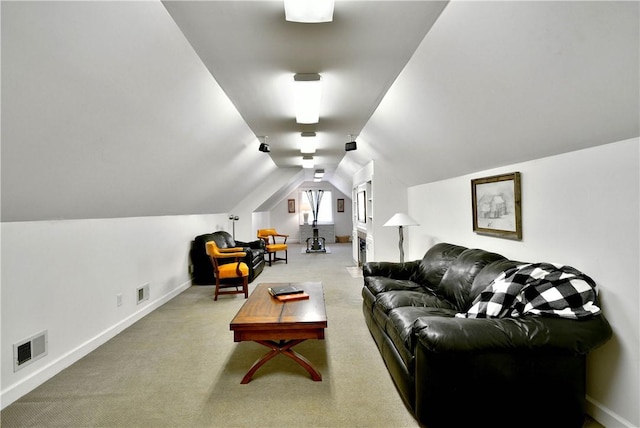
{"left": 230, "top": 282, "right": 327, "bottom": 384}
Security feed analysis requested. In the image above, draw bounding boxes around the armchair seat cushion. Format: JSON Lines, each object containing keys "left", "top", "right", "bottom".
{"left": 266, "top": 243, "right": 287, "bottom": 252}
{"left": 217, "top": 262, "right": 249, "bottom": 279}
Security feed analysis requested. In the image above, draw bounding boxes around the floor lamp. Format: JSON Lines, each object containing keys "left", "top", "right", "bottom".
{"left": 383, "top": 213, "right": 419, "bottom": 263}
{"left": 228, "top": 214, "right": 239, "bottom": 239}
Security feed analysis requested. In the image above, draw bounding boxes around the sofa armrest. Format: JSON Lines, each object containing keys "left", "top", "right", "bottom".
{"left": 363, "top": 260, "right": 420, "bottom": 280}
{"left": 414, "top": 314, "right": 612, "bottom": 355}
{"left": 234, "top": 239, "right": 266, "bottom": 251}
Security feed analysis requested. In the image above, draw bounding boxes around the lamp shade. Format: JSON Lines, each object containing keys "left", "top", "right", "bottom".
{"left": 383, "top": 213, "right": 419, "bottom": 227}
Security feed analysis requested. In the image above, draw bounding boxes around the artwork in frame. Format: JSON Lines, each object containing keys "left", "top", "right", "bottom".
{"left": 471, "top": 172, "right": 522, "bottom": 240}
{"left": 357, "top": 191, "right": 366, "bottom": 223}
{"left": 288, "top": 199, "right": 295, "bottom": 213}
{"left": 337, "top": 198, "right": 345, "bottom": 213}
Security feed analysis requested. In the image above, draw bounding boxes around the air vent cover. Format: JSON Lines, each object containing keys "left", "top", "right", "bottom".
{"left": 14, "top": 330, "right": 48, "bottom": 372}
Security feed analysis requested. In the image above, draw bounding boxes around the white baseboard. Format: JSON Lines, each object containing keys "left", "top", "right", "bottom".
{"left": 0, "top": 280, "right": 192, "bottom": 410}
{"left": 586, "top": 395, "right": 637, "bottom": 428}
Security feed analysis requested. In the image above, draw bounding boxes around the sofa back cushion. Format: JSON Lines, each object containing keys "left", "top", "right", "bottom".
{"left": 467, "top": 258, "right": 522, "bottom": 308}
{"left": 210, "top": 231, "right": 236, "bottom": 249}
{"left": 436, "top": 248, "right": 507, "bottom": 311}
{"left": 411, "top": 243, "right": 467, "bottom": 290}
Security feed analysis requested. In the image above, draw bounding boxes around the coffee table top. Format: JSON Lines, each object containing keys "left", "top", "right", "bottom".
{"left": 230, "top": 282, "right": 327, "bottom": 339}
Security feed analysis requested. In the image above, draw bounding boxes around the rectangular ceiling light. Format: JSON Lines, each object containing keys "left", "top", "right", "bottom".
{"left": 302, "top": 156, "right": 314, "bottom": 169}
{"left": 293, "top": 73, "right": 322, "bottom": 124}
{"left": 284, "top": 0, "right": 334, "bottom": 23}
{"left": 300, "top": 132, "right": 316, "bottom": 154}
{"left": 314, "top": 169, "right": 324, "bottom": 178}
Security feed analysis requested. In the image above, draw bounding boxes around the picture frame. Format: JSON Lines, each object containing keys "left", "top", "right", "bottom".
{"left": 337, "top": 198, "right": 345, "bottom": 213}
{"left": 471, "top": 172, "right": 522, "bottom": 240}
{"left": 357, "top": 191, "right": 366, "bottom": 223}
{"left": 288, "top": 199, "right": 295, "bottom": 213}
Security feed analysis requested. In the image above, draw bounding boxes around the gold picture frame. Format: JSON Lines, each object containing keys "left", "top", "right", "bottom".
{"left": 288, "top": 199, "right": 295, "bottom": 213}
{"left": 471, "top": 172, "right": 522, "bottom": 240}
{"left": 337, "top": 198, "right": 345, "bottom": 213}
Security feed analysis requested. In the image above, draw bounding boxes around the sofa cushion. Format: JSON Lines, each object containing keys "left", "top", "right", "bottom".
{"left": 375, "top": 290, "right": 455, "bottom": 315}
{"left": 436, "top": 248, "right": 506, "bottom": 311}
{"left": 468, "top": 259, "right": 522, "bottom": 308}
{"left": 386, "top": 306, "right": 458, "bottom": 369}
{"left": 365, "top": 277, "right": 423, "bottom": 295}
{"left": 410, "top": 243, "right": 467, "bottom": 290}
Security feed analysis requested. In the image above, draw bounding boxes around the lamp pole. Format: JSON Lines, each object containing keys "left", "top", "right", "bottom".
{"left": 398, "top": 225, "right": 405, "bottom": 263}
{"left": 228, "top": 215, "right": 239, "bottom": 239}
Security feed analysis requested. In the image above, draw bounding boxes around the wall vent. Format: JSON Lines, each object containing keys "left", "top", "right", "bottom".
{"left": 13, "top": 330, "right": 48, "bottom": 372}
{"left": 137, "top": 283, "right": 150, "bottom": 305}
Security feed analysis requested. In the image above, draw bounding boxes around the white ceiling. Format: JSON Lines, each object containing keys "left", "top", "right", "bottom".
{"left": 163, "top": 1, "right": 448, "bottom": 180}
{"left": 1, "top": 1, "right": 638, "bottom": 222}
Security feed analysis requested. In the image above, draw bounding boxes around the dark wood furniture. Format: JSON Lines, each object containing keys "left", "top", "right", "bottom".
{"left": 230, "top": 282, "right": 327, "bottom": 384}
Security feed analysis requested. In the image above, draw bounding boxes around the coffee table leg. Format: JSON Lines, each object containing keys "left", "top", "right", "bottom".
{"left": 241, "top": 339, "right": 322, "bottom": 384}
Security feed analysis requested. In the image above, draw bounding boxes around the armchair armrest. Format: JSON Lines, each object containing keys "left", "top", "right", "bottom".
{"left": 214, "top": 250, "right": 247, "bottom": 259}
{"left": 414, "top": 314, "right": 612, "bottom": 355}
{"left": 218, "top": 247, "right": 244, "bottom": 253}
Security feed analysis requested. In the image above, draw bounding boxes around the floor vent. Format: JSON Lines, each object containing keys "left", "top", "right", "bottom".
{"left": 137, "top": 283, "right": 150, "bottom": 304}
{"left": 14, "top": 330, "right": 48, "bottom": 372}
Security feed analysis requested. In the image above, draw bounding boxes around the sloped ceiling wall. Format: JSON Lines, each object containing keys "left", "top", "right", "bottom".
{"left": 1, "top": 1, "right": 279, "bottom": 221}
{"left": 340, "top": 1, "right": 639, "bottom": 188}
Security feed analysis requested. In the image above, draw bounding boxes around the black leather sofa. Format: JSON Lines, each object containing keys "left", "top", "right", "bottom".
{"left": 362, "top": 242, "right": 612, "bottom": 428}
{"left": 190, "top": 231, "right": 266, "bottom": 285}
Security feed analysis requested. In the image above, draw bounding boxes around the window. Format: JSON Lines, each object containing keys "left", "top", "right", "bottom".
{"left": 300, "top": 190, "right": 333, "bottom": 224}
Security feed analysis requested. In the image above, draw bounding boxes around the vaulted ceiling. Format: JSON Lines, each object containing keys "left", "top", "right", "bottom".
{"left": 2, "top": 1, "right": 638, "bottom": 222}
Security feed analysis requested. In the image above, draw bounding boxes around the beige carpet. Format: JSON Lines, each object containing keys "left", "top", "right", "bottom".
{"left": 0, "top": 243, "right": 419, "bottom": 428}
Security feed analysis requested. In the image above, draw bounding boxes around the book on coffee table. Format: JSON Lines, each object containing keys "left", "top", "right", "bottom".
{"left": 273, "top": 292, "right": 310, "bottom": 302}
{"left": 268, "top": 285, "right": 304, "bottom": 297}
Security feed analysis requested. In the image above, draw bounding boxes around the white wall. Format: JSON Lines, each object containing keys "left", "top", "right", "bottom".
{"left": 0, "top": 213, "right": 228, "bottom": 408}
{"left": 406, "top": 138, "right": 639, "bottom": 428}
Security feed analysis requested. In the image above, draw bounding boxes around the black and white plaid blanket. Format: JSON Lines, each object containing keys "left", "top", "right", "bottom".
{"left": 456, "top": 262, "right": 601, "bottom": 319}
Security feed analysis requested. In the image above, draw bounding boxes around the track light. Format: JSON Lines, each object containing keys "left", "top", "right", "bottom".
{"left": 345, "top": 134, "right": 357, "bottom": 151}
{"left": 258, "top": 136, "right": 270, "bottom": 152}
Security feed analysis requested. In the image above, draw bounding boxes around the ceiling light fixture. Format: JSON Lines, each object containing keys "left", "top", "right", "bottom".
{"left": 314, "top": 169, "right": 325, "bottom": 178}
{"left": 258, "top": 136, "right": 270, "bottom": 153}
{"left": 293, "top": 73, "right": 322, "bottom": 124}
{"left": 284, "top": 0, "right": 334, "bottom": 23}
{"left": 302, "top": 155, "right": 314, "bottom": 169}
{"left": 300, "top": 132, "right": 317, "bottom": 154}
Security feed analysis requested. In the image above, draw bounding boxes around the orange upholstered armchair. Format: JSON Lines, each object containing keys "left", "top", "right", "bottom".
{"left": 257, "top": 228, "right": 289, "bottom": 266}
{"left": 206, "top": 241, "right": 249, "bottom": 300}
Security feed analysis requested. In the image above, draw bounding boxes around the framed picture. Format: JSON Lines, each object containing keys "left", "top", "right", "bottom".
{"left": 471, "top": 172, "right": 522, "bottom": 240}
{"left": 337, "top": 198, "right": 345, "bottom": 213}
{"left": 288, "top": 199, "right": 295, "bottom": 213}
{"left": 357, "top": 191, "right": 366, "bottom": 222}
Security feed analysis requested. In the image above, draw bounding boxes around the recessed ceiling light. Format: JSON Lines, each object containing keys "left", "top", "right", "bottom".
{"left": 300, "top": 132, "right": 316, "bottom": 154}
{"left": 293, "top": 74, "right": 322, "bottom": 124}
{"left": 302, "top": 156, "right": 314, "bottom": 169}
{"left": 284, "top": 0, "right": 334, "bottom": 23}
